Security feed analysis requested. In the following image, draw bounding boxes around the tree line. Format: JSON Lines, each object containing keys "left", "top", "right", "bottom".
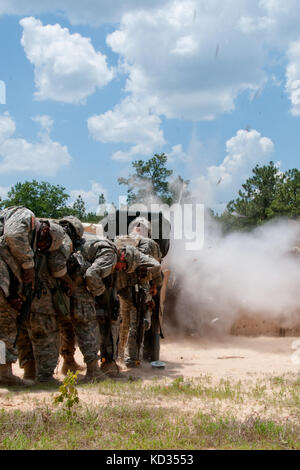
{"left": 0, "top": 155, "right": 299, "bottom": 231}
{"left": 215, "top": 162, "right": 300, "bottom": 232}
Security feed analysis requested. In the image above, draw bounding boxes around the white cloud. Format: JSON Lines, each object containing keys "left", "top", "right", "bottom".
{"left": 10, "top": 1, "right": 300, "bottom": 123}
{"left": 259, "top": 0, "right": 300, "bottom": 45}
{"left": 5, "top": 1, "right": 300, "bottom": 120}
{"left": 70, "top": 181, "right": 107, "bottom": 212}
{"left": 237, "top": 15, "right": 274, "bottom": 33}
{"left": 195, "top": 129, "right": 274, "bottom": 204}
{"left": 0, "top": 185, "right": 9, "bottom": 200}
{"left": 286, "top": 40, "right": 300, "bottom": 116}
{"left": 88, "top": 96, "right": 165, "bottom": 161}
{"left": 209, "top": 129, "right": 274, "bottom": 186}
{"left": 20, "top": 17, "right": 114, "bottom": 103}
{"left": 32, "top": 114, "right": 54, "bottom": 133}
{"left": 0, "top": 0, "right": 164, "bottom": 25}
{"left": 0, "top": 112, "right": 71, "bottom": 175}
{"left": 0, "top": 112, "right": 16, "bottom": 144}
{"left": 106, "top": 0, "right": 267, "bottom": 121}
{"left": 168, "top": 144, "right": 189, "bottom": 163}
{"left": 171, "top": 35, "right": 198, "bottom": 56}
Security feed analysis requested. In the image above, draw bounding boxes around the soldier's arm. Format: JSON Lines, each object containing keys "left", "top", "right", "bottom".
{"left": 137, "top": 251, "right": 161, "bottom": 282}
{"left": 140, "top": 239, "right": 162, "bottom": 262}
{"left": 85, "top": 245, "right": 117, "bottom": 297}
{"left": 3, "top": 208, "right": 35, "bottom": 269}
{"left": 48, "top": 233, "right": 72, "bottom": 278}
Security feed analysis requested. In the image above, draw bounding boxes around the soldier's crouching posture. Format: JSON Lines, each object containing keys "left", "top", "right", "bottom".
{"left": 114, "top": 240, "right": 161, "bottom": 368}
{"left": 0, "top": 206, "right": 68, "bottom": 385}
{"left": 117, "top": 217, "right": 162, "bottom": 365}
{"left": 59, "top": 216, "right": 118, "bottom": 382}
{"left": 0, "top": 254, "right": 23, "bottom": 386}
{"left": 57, "top": 216, "right": 85, "bottom": 375}
{"left": 17, "top": 221, "right": 69, "bottom": 384}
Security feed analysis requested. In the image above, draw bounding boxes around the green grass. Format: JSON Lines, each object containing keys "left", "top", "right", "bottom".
{"left": 0, "top": 405, "right": 299, "bottom": 450}
{"left": 148, "top": 376, "right": 244, "bottom": 402}
{"left": 1, "top": 373, "right": 299, "bottom": 450}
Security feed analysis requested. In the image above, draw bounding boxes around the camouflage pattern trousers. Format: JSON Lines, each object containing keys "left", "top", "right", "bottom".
{"left": 17, "top": 286, "right": 59, "bottom": 381}
{"left": 0, "top": 290, "right": 18, "bottom": 364}
{"left": 58, "top": 315, "right": 76, "bottom": 358}
{"left": 118, "top": 287, "right": 142, "bottom": 365}
{"left": 58, "top": 291, "right": 99, "bottom": 364}
{"left": 96, "top": 308, "right": 119, "bottom": 362}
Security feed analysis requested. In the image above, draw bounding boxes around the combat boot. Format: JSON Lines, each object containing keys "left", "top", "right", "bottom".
{"left": 23, "top": 360, "right": 36, "bottom": 382}
{"left": 61, "top": 354, "right": 85, "bottom": 375}
{"left": 100, "top": 360, "right": 120, "bottom": 378}
{"left": 0, "top": 364, "right": 24, "bottom": 386}
{"left": 125, "top": 359, "right": 140, "bottom": 369}
{"left": 83, "top": 359, "right": 107, "bottom": 383}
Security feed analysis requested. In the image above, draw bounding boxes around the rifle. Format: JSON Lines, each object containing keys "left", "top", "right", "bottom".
{"left": 96, "top": 273, "right": 119, "bottom": 363}
{"left": 51, "top": 280, "right": 70, "bottom": 317}
{"left": 133, "top": 282, "right": 146, "bottom": 365}
{"left": 14, "top": 251, "right": 46, "bottom": 348}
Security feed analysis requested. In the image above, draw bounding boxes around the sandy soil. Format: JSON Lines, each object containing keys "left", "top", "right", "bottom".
{"left": 156, "top": 335, "right": 300, "bottom": 380}
{"left": 0, "top": 335, "right": 299, "bottom": 414}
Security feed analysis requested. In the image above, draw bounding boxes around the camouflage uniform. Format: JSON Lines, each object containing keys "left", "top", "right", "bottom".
{"left": 58, "top": 314, "right": 76, "bottom": 361}
{"left": 61, "top": 236, "right": 118, "bottom": 366}
{"left": 0, "top": 207, "right": 66, "bottom": 384}
{"left": 17, "top": 229, "right": 70, "bottom": 382}
{"left": 95, "top": 272, "right": 120, "bottom": 367}
{"left": 0, "top": 207, "right": 37, "bottom": 384}
{"left": 0, "top": 255, "right": 19, "bottom": 365}
{"left": 0, "top": 206, "right": 37, "bottom": 270}
{"left": 115, "top": 242, "right": 161, "bottom": 366}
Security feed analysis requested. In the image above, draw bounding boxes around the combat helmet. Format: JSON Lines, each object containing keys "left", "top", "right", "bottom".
{"left": 59, "top": 215, "right": 84, "bottom": 240}
{"left": 128, "top": 216, "right": 151, "bottom": 238}
{"left": 48, "top": 222, "right": 65, "bottom": 251}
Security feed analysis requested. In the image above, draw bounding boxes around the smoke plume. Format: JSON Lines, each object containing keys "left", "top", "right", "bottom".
{"left": 165, "top": 216, "right": 300, "bottom": 334}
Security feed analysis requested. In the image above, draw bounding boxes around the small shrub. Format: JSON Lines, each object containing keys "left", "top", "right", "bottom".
{"left": 53, "top": 371, "right": 80, "bottom": 417}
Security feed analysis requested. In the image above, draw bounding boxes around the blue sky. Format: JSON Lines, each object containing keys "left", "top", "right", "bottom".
{"left": 0, "top": 0, "right": 299, "bottom": 212}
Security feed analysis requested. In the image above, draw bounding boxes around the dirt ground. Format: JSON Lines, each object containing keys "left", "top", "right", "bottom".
{"left": 0, "top": 335, "right": 299, "bottom": 413}
{"left": 117, "top": 334, "right": 300, "bottom": 382}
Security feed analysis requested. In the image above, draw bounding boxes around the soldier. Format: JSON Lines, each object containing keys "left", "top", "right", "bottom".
{"left": 95, "top": 270, "right": 120, "bottom": 378}
{"left": 128, "top": 217, "right": 162, "bottom": 263}
{"left": 114, "top": 237, "right": 161, "bottom": 368}
{"left": 57, "top": 216, "right": 85, "bottom": 375}
{"left": 17, "top": 220, "right": 70, "bottom": 384}
{"left": 0, "top": 206, "right": 67, "bottom": 385}
{"left": 60, "top": 216, "right": 118, "bottom": 382}
{"left": 0, "top": 206, "right": 43, "bottom": 288}
{"left": 128, "top": 217, "right": 164, "bottom": 362}
{"left": 0, "top": 253, "right": 23, "bottom": 386}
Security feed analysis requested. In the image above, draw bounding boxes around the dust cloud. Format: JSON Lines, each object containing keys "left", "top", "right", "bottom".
{"left": 164, "top": 215, "right": 300, "bottom": 335}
